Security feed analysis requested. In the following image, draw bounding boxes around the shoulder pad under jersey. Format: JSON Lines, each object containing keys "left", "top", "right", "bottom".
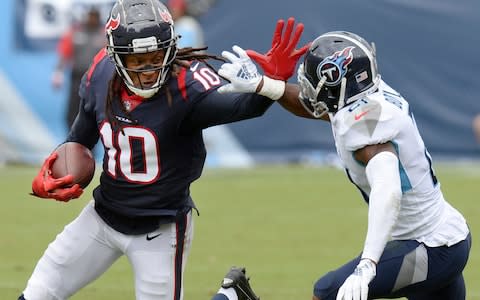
{"left": 334, "top": 92, "right": 405, "bottom": 151}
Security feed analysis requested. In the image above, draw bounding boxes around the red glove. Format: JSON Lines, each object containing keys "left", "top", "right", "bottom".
{"left": 246, "top": 17, "right": 310, "bottom": 81}
{"left": 31, "top": 152, "right": 84, "bottom": 202}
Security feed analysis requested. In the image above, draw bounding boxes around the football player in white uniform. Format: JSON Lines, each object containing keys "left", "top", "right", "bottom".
{"left": 214, "top": 20, "right": 471, "bottom": 300}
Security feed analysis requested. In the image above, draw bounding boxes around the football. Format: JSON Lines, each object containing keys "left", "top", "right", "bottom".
{"left": 51, "top": 142, "right": 95, "bottom": 188}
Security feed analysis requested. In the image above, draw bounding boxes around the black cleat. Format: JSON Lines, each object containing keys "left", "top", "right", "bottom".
{"left": 221, "top": 266, "right": 260, "bottom": 300}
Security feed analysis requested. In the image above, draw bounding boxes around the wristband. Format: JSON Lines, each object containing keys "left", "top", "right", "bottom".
{"left": 258, "top": 76, "right": 285, "bottom": 100}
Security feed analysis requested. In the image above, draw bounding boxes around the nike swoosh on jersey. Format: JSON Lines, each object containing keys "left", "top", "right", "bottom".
{"left": 190, "top": 62, "right": 199, "bottom": 72}
{"left": 354, "top": 110, "right": 370, "bottom": 121}
{"left": 146, "top": 233, "right": 162, "bottom": 241}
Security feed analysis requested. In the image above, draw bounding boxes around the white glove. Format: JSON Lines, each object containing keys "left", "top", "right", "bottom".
{"left": 218, "top": 45, "right": 262, "bottom": 94}
{"left": 336, "top": 259, "right": 376, "bottom": 300}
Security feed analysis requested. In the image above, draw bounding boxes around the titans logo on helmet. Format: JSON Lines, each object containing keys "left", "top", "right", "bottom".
{"left": 316, "top": 46, "right": 354, "bottom": 86}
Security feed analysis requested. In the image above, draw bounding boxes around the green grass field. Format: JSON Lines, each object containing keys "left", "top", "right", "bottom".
{"left": 1, "top": 163, "right": 479, "bottom": 299}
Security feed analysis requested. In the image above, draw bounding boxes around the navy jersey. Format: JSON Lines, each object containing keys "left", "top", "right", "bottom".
{"left": 66, "top": 49, "right": 274, "bottom": 234}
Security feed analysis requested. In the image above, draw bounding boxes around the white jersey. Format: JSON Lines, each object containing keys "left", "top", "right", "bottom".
{"left": 330, "top": 80, "right": 469, "bottom": 247}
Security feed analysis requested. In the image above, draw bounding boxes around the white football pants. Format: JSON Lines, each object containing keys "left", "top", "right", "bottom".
{"left": 22, "top": 201, "right": 194, "bottom": 300}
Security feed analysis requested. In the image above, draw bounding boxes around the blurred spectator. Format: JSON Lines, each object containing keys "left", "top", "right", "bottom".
{"left": 168, "top": 0, "right": 206, "bottom": 48}
{"left": 51, "top": 7, "right": 105, "bottom": 128}
{"left": 473, "top": 114, "right": 480, "bottom": 144}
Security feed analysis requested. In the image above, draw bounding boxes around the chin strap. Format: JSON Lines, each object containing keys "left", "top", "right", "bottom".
{"left": 125, "top": 83, "right": 160, "bottom": 98}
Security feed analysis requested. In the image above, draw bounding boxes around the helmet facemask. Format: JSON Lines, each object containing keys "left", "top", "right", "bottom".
{"left": 105, "top": 0, "right": 179, "bottom": 98}
{"left": 108, "top": 34, "right": 178, "bottom": 98}
{"left": 298, "top": 63, "right": 349, "bottom": 118}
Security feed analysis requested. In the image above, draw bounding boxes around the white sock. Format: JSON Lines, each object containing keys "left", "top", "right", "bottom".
{"left": 218, "top": 287, "right": 239, "bottom": 300}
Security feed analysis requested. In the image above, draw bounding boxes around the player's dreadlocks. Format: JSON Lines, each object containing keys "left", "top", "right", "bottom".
{"left": 105, "top": 46, "right": 225, "bottom": 134}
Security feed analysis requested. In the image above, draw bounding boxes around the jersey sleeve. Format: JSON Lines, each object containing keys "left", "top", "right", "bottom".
{"left": 185, "top": 92, "right": 274, "bottom": 131}
{"left": 178, "top": 62, "right": 275, "bottom": 132}
{"left": 336, "top": 97, "right": 404, "bottom": 151}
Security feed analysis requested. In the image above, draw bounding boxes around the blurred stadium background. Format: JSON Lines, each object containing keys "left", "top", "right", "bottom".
{"left": 0, "top": 0, "right": 479, "bottom": 299}
{"left": 0, "top": 0, "right": 479, "bottom": 165}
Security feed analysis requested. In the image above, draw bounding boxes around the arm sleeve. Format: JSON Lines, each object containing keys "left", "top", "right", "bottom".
{"left": 361, "top": 151, "right": 402, "bottom": 263}
{"left": 180, "top": 90, "right": 274, "bottom": 133}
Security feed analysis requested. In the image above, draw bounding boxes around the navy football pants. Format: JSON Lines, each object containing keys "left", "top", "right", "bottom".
{"left": 314, "top": 234, "right": 471, "bottom": 299}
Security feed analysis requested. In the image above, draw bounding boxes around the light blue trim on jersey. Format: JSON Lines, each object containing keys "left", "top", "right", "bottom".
{"left": 350, "top": 141, "right": 412, "bottom": 194}
{"left": 392, "top": 141, "right": 412, "bottom": 193}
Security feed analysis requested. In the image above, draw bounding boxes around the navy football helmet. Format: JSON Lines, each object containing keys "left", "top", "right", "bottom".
{"left": 106, "top": 0, "right": 178, "bottom": 97}
{"left": 297, "top": 31, "right": 381, "bottom": 118}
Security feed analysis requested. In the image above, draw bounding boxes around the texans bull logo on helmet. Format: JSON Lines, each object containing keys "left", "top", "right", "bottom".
{"left": 159, "top": 10, "right": 173, "bottom": 24}
{"left": 316, "top": 46, "right": 354, "bottom": 86}
{"left": 105, "top": 14, "right": 120, "bottom": 32}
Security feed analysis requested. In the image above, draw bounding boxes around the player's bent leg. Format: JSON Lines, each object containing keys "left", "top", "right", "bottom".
{"left": 393, "top": 234, "right": 471, "bottom": 299}
{"left": 314, "top": 236, "right": 471, "bottom": 300}
{"left": 313, "top": 258, "right": 359, "bottom": 300}
{"left": 21, "top": 201, "right": 122, "bottom": 300}
{"left": 313, "top": 240, "right": 424, "bottom": 300}
{"left": 126, "top": 211, "right": 193, "bottom": 300}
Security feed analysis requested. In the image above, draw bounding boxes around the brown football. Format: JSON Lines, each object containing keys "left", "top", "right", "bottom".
{"left": 51, "top": 142, "right": 95, "bottom": 188}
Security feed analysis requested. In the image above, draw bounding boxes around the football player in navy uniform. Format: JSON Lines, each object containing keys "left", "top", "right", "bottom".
{"left": 20, "top": 2, "right": 308, "bottom": 300}
{"left": 212, "top": 23, "right": 472, "bottom": 300}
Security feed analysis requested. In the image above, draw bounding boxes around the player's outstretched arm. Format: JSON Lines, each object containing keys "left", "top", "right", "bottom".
{"left": 276, "top": 83, "right": 316, "bottom": 119}
{"left": 246, "top": 17, "right": 310, "bottom": 81}
{"left": 218, "top": 45, "right": 321, "bottom": 120}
